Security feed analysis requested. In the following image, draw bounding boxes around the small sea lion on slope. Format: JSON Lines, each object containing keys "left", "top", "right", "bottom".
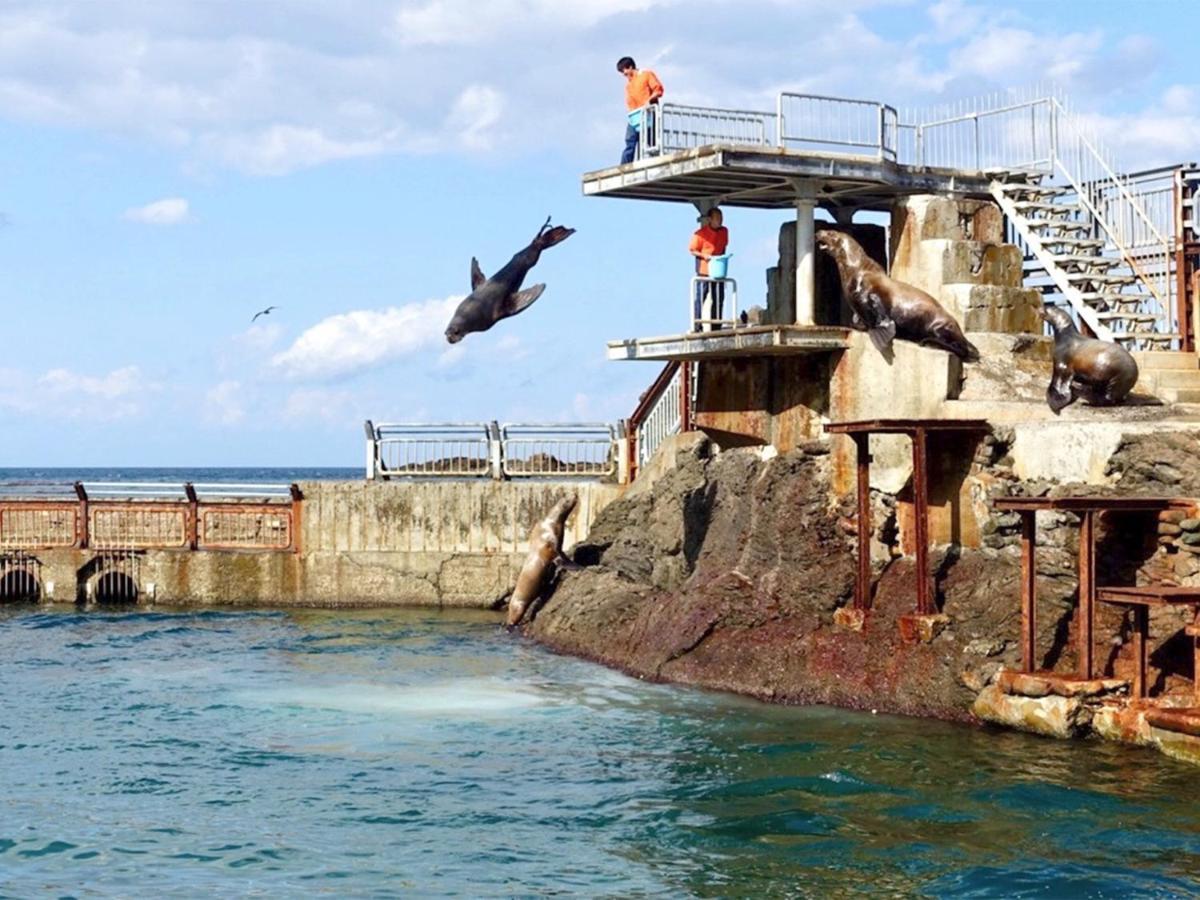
{"left": 1041, "top": 305, "right": 1139, "bottom": 413}
{"left": 506, "top": 495, "right": 578, "bottom": 628}
{"left": 815, "top": 229, "right": 980, "bottom": 362}
{"left": 445, "top": 216, "right": 575, "bottom": 344}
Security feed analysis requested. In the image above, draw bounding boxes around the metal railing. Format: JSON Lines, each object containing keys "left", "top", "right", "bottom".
{"left": 365, "top": 422, "right": 494, "bottom": 479}
{"left": 0, "top": 482, "right": 300, "bottom": 552}
{"left": 500, "top": 424, "right": 617, "bottom": 478}
{"left": 690, "top": 276, "right": 739, "bottom": 331}
{"left": 625, "top": 361, "right": 695, "bottom": 477}
{"left": 778, "top": 93, "right": 897, "bottom": 160}
{"left": 364, "top": 420, "right": 621, "bottom": 481}
{"left": 901, "top": 97, "right": 1053, "bottom": 172}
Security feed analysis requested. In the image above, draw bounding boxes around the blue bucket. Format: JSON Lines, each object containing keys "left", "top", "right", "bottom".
{"left": 627, "top": 109, "right": 643, "bottom": 131}
{"left": 708, "top": 254, "right": 732, "bottom": 279}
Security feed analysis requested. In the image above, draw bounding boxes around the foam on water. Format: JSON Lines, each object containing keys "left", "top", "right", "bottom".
{"left": 240, "top": 678, "right": 551, "bottom": 717}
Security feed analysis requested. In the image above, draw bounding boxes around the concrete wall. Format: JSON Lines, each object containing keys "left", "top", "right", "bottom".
{"left": 16, "top": 480, "right": 624, "bottom": 609}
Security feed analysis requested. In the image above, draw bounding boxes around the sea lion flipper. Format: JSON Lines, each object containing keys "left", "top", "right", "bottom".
{"left": 1047, "top": 367, "right": 1074, "bottom": 413}
{"left": 554, "top": 553, "right": 583, "bottom": 571}
{"left": 502, "top": 283, "right": 546, "bottom": 318}
{"left": 470, "top": 257, "right": 486, "bottom": 290}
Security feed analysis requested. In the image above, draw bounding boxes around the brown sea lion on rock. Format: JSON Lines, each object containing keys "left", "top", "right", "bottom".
{"left": 506, "top": 495, "right": 578, "bottom": 627}
{"left": 815, "top": 229, "right": 980, "bottom": 361}
{"left": 1041, "top": 305, "right": 1139, "bottom": 413}
{"left": 445, "top": 216, "right": 575, "bottom": 344}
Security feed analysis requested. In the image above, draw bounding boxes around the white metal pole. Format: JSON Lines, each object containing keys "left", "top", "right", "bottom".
{"left": 795, "top": 197, "right": 816, "bottom": 325}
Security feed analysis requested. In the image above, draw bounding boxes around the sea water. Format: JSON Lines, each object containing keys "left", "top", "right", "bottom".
{"left": 1, "top": 606, "right": 1199, "bottom": 898}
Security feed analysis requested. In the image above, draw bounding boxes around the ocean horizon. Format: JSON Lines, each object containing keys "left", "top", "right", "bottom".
{"left": 0, "top": 467, "right": 363, "bottom": 486}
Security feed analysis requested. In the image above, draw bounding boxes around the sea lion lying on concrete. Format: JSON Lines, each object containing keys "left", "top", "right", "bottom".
{"left": 815, "top": 229, "right": 980, "bottom": 362}
{"left": 506, "top": 495, "right": 578, "bottom": 627}
{"left": 1041, "top": 305, "right": 1139, "bottom": 413}
{"left": 445, "top": 216, "right": 576, "bottom": 344}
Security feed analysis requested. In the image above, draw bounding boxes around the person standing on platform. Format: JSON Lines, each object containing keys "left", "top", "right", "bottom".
{"left": 618, "top": 56, "right": 663, "bottom": 165}
{"left": 689, "top": 207, "right": 729, "bottom": 330}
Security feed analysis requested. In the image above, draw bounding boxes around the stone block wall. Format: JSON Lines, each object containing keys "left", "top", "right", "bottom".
{"left": 891, "top": 195, "right": 1042, "bottom": 334}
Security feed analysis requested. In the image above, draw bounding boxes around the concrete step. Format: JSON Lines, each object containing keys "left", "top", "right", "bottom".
{"left": 1065, "top": 272, "right": 1137, "bottom": 286}
{"left": 1026, "top": 220, "right": 1092, "bottom": 233}
{"left": 1133, "top": 351, "right": 1200, "bottom": 371}
{"left": 1160, "top": 387, "right": 1200, "bottom": 404}
{"left": 1040, "top": 237, "right": 1105, "bottom": 251}
{"left": 1142, "top": 369, "right": 1200, "bottom": 388}
{"left": 994, "top": 182, "right": 1066, "bottom": 197}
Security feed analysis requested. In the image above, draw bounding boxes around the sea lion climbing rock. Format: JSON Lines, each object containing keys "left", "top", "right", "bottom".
{"left": 445, "top": 216, "right": 576, "bottom": 343}
{"left": 1042, "top": 305, "right": 1139, "bottom": 413}
{"left": 815, "top": 229, "right": 980, "bottom": 362}
{"left": 506, "top": 495, "right": 578, "bottom": 627}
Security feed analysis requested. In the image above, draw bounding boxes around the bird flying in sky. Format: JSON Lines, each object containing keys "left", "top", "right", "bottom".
{"left": 252, "top": 305, "right": 277, "bottom": 323}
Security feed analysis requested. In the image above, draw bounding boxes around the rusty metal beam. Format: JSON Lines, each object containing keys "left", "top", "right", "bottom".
{"left": 853, "top": 433, "right": 871, "bottom": 611}
{"left": 1020, "top": 510, "right": 1037, "bottom": 672}
{"left": 911, "top": 426, "right": 933, "bottom": 616}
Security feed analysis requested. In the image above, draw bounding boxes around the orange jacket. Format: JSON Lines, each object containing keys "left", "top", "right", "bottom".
{"left": 690, "top": 225, "right": 729, "bottom": 276}
{"left": 625, "top": 69, "right": 664, "bottom": 110}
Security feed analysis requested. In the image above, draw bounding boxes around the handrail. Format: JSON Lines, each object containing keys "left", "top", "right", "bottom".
{"left": 365, "top": 420, "right": 621, "bottom": 481}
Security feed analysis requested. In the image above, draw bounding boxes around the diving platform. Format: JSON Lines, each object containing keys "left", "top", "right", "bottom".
{"left": 583, "top": 146, "right": 1000, "bottom": 211}
{"left": 606, "top": 324, "right": 850, "bottom": 361}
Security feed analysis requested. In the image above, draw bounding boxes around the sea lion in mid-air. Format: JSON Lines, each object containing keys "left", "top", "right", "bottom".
{"left": 1041, "top": 305, "right": 1139, "bottom": 413}
{"left": 506, "top": 495, "right": 578, "bottom": 628}
{"left": 444, "top": 217, "right": 576, "bottom": 344}
{"left": 815, "top": 229, "right": 980, "bottom": 362}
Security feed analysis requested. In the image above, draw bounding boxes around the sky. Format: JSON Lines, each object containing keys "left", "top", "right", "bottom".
{"left": 1, "top": 0, "right": 1197, "bottom": 466}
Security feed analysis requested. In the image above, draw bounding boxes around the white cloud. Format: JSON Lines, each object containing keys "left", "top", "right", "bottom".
{"left": 122, "top": 196, "right": 190, "bottom": 224}
{"left": 204, "top": 379, "right": 246, "bottom": 425}
{"left": 271, "top": 295, "right": 462, "bottom": 380}
{"left": 445, "top": 85, "right": 504, "bottom": 152}
{"left": 0, "top": 364, "right": 157, "bottom": 420}
{"left": 393, "top": 0, "right": 676, "bottom": 46}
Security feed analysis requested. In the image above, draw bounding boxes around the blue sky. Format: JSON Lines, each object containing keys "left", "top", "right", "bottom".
{"left": 0, "top": 0, "right": 1196, "bottom": 465}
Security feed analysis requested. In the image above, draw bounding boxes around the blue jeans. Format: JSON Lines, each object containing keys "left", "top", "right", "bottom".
{"left": 621, "top": 124, "right": 639, "bottom": 164}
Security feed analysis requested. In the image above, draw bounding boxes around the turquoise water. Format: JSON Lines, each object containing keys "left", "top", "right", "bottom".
{"left": 2, "top": 608, "right": 1199, "bottom": 898}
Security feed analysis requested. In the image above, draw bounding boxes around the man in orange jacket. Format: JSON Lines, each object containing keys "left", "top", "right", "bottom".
{"left": 690, "top": 207, "right": 729, "bottom": 330}
{"left": 618, "top": 56, "right": 663, "bottom": 164}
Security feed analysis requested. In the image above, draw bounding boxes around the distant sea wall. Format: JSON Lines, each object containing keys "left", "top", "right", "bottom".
{"left": 22, "top": 480, "right": 623, "bottom": 608}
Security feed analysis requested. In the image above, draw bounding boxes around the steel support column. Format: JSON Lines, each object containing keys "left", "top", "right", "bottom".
{"left": 1020, "top": 510, "right": 1037, "bottom": 672}
{"left": 794, "top": 196, "right": 816, "bottom": 325}
{"left": 853, "top": 433, "right": 871, "bottom": 610}
{"left": 911, "top": 426, "right": 933, "bottom": 616}
{"left": 1078, "top": 510, "right": 1096, "bottom": 680}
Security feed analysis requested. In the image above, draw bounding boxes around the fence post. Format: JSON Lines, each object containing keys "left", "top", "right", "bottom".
{"left": 363, "top": 420, "right": 377, "bottom": 480}
{"left": 488, "top": 422, "right": 504, "bottom": 480}
{"left": 680, "top": 362, "right": 693, "bottom": 432}
{"left": 184, "top": 482, "right": 199, "bottom": 550}
{"left": 73, "top": 481, "right": 89, "bottom": 550}
{"left": 289, "top": 483, "right": 303, "bottom": 554}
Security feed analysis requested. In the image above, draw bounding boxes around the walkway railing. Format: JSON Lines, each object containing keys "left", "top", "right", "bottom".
{"left": 0, "top": 482, "right": 301, "bottom": 552}
{"left": 627, "top": 362, "right": 694, "bottom": 478}
{"left": 364, "top": 421, "right": 621, "bottom": 481}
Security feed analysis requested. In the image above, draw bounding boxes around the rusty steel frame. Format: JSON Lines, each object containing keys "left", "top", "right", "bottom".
{"left": 0, "top": 501, "right": 80, "bottom": 550}
{"left": 826, "top": 419, "right": 990, "bottom": 620}
{"left": 198, "top": 503, "right": 295, "bottom": 551}
{"left": 1097, "top": 586, "right": 1200, "bottom": 701}
{"left": 995, "top": 495, "right": 1180, "bottom": 681}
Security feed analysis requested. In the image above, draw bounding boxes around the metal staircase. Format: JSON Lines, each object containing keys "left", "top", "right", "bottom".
{"left": 990, "top": 179, "right": 1173, "bottom": 347}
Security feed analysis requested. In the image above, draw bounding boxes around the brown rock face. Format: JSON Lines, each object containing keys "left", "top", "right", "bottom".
{"left": 527, "top": 439, "right": 1040, "bottom": 722}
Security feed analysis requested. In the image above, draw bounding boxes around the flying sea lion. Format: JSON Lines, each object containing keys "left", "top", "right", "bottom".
{"left": 506, "top": 495, "right": 579, "bottom": 628}
{"left": 815, "top": 229, "right": 980, "bottom": 362}
{"left": 1041, "top": 305, "right": 1139, "bottom": 413}
{"left": 444, "top": 216, "right": 576, "bottom": 344}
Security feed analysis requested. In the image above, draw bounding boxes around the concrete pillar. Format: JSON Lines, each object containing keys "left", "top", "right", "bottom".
{"left": 794, "top": 197, "right": 815, "bottom": 325}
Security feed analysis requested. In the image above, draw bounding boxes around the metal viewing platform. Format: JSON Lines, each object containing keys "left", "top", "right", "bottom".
{"left": 606, "top": 324, "right": 850, "bottom": 361}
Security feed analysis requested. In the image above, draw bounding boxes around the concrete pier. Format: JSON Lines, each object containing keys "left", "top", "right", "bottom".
{"left": 10, "top": 480, "right": 622, "bottom": 608}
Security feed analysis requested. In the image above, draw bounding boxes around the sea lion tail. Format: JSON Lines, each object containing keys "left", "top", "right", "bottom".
{"left": 532, "top": 224, "right": 575, "bottom": 250}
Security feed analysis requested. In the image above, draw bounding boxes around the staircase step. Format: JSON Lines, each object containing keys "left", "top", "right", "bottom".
{"left": 995, "top": 183, "right": 1069, "bottom": 198}
{"left": 1133, "top": 351, "right": 1200, "bottom": 371}
{"left": 1095, "top": 312, "right": 1159, "bottom": 323}
{"left": 1077, "top": 291, "right": 1154, "bottom": 307}
{"left": 1012, "top": 201, "right": 1082, "bottom": 215}
{"left": 1049, "top": 255, "right": 1122, "bottom": 270}
{"left": 1066, "top": 272, "right": 1137, "bottom": 286}
{"left": 1040, "top": 237, "right": 1105, "bottom": 250}
{"left": 1026, "top": 220, "right": 1092, "bottom": 233}
{"left": 1113, "top": 331, "right": 1181, "bottom": 346}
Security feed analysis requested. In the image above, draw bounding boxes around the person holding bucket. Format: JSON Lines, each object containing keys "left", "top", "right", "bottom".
{"left": 618, "top": 56, "right": 663, "bottom": 164}
{"left": 690, "top": 207, "right": 730, "bottom": 331}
